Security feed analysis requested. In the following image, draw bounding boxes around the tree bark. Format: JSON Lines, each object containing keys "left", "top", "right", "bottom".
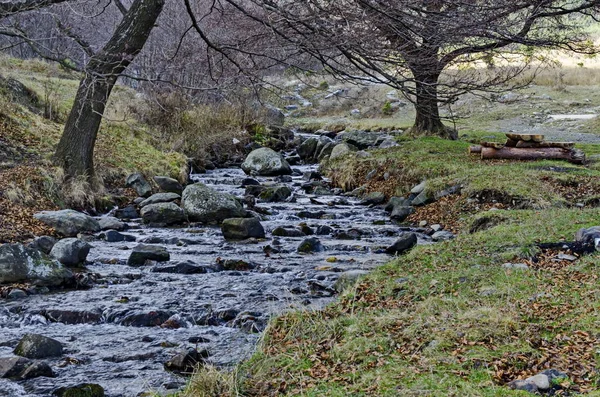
{"left": 408, "top": 70, "right": 457, "bottom": 140}
{"left": 480, "top": 147, "right": 585, "bottom": 164}
{"left": 53, "top": 0, "right": 165, "bottom": 180}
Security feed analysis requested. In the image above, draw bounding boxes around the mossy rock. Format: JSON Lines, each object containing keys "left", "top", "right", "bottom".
{"left": 52, "top": 383, "right": 104, "bottom": 397}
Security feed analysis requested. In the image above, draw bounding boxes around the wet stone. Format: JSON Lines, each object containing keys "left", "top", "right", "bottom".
{"left": 28, "top": 236, "right": 57, "bottom": 255}
{"left": 386, "top": 232, "right": 418, "bottom": 255}
{"left": 272, "top": 227, "right": 305, "bottom": 237}
{"left": 164, "top": 348, "right": 210, "bottom": 375}
{"left": 14, "top": 334, "right": 64, "bottom": 359}
{"left": 99, "top": 230, "right": 136, "bottom": 242}
{"left": 127, "top": 244, "right": 170, "bottom": 266}
{"left": 151, "top": 261, "right": 210, "bottom": 274}
{"left": 298, "top": 237, "right": 324, "bottom": 253}
{"left": 52, "top": 383, "right": 105, "bottom": 397}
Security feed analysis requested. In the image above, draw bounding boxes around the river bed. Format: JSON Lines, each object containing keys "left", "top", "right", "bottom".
{"left": 0, "top": 164, "right": 430, "bottom": 396}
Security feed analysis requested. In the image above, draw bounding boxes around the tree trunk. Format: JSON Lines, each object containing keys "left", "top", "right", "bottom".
{"left": 53, "top": 0, "right": 165, "bottom": 180}
{"left": 408, "top": 70, "right": 457, "bottom": 140}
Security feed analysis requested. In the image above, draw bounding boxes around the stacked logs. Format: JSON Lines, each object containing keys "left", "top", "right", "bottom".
{"left": 469, "top": 133, "right": 585, "bottom": 164}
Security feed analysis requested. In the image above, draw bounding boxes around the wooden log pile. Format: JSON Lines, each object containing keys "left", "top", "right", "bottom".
{"left": 469, "top": 133, "right": 585, "bottom": 164}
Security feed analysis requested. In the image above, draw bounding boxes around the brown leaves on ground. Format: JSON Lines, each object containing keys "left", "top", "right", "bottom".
{"left": 0, "top": 165, "right": 57, "bottom": 243}
{"left": 406, "top": 195, "right": 505, "bottom": 234}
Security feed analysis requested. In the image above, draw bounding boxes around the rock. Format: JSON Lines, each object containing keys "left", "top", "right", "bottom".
{"left": 525, "top": 374, "right": 550, "bottom": 391}
{"left": 19, "top": 361, "right": 54, "bottom": 379}
{"left": 221, "top": 218, "right": 266, "bottom": 240}
{"left": 575, "top": 226, "right": 600, "bottom": 248}
{"left": 272, "top": 227, "right": 305, "bottom": 237}
{"left": 0, "top": 357, "right": 33, "bottom": 378}
{"left": 379, "top": 138, "right": 399, "bottom": 148}
{"left": 125, "top": 173, "right": 152, "bottom": 197}
{"left": 411, "top": 181, "right": 427, "bottom": 194}
{"left": 316, "top": 142, "right": 335, "bottom": 161}
{"left": 97, "top": 216, "right": 125, "bottom": 231}
{"left": 14, "top": 334, "right": 63, "bottom": 359}
{"left": 140, "top": 202, "right": 185, "bottom": 226}
{"left": 164, "top": 349, "right": 210, "bottom": 375}
{"left": 508, "top": 379, "right": 538, "bottom": 393}
{"left": 263, "top": 105, "right": 285, "bottom": 126}
{"left": 329, "top": 143, "right": 355, "bottom": 161}
{"left": 0, "top": 244, "right": 73, "bottom": 286}
{"left": 334, "top": 270, "right": 369, "bottom": 292}
{"left": 361, "top": 192, "right": 386, "bottom": 205}
{"left": 502, "top": 263, "right": 529, "bottom": 270}
{"left": 303, "top": 171, "right": 322, "bottom": 181}
{"left": 431, "top": 231, "right": 454, "bottom": 242}
{"left": 338, "top": 130, "right": 381, "bottom": 149}
{"left": 259, "top": 186, "right": 292, "bottom": 202}
{"left": 297, "top": 237, "right": 324, "bottom": 253}
{"left": 298, "top": 137, "right": 318, "bottom": 160}
{"left": 114, "top": 205, "right": 139, "bottom": 220}
{"left": 181, "top": 183, "right": 246, "bottom": 224}
{"left": 152, "top": 261, "right": 209, "bottom": 274}
{"left": 50, "top": 238, "right": 91, "bottom": 267}
{"left": 127, "top": 244, "right": 170, "bottom": 266}
{"left": 386, "top": 233, "right": 417, "bottom": 255}
{"left": 42, "top": 310, "right": 102, "bottom": 325}
{"left": 153, "top": 176, "right": 183, "bottom": 194}
{"left": 410, "top": 190, "right": 431, "bottom": 206}
{"left": 118, "top": 310, "right": 172, "bottom": 327}
{"left": 385, "top": 197, "right": 411, "bottom": 212}
{"left": 316, "top": 225, "right": 334, "bottom": 235}
{"left": 99, "top": 230, "right": 136, "bottom": 243}
{"left": 28, "top": 236, "right": 57, "bottom": 254}
{"left": 241, "top": 147, "right": 292, "bottom": 176}
{"left": 391, "top": 206, "right": 414, "bottom": 222}
{"left": 52, "top": 384, "right": 105, "bottom": 397}
{"left": 7, "top": 289, "right": 27, "bottom": 300}
{"left": 139, "top": 192, "right": 181, "bottom": 207}
{"left": 241, "top": 178, "right": 260, "bottom": 186}
{"left": 556, "top": 253, "right": 577, "bottom": 261}
{"left": 34, "top": 210, "right": 100, "bottom": 237}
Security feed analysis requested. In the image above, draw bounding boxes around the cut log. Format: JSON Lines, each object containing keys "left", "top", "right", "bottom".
{"left": 480, "top": 141, "right": 506, "bottom": 149}
{"left": 505, "top": 138, "right": 519, "bottom": 147}
{"left": 481, "top": 147, "right": 584, "bottom": 164}
{"left": 515, "top": 141, "right": 575, "bottom": 149}
{"left": 505, "top": 133, "right": 545, "bottom": 143}
{"left": 469, "top": 145, "right": 482, "bottom": 154}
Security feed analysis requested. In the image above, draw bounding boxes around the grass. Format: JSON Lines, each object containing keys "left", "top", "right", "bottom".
{"left": 202, "top": 207, "right": 600, "bottom": 396}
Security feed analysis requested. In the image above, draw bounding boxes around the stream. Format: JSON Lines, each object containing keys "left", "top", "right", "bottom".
{"left": 0, "top": 161, "right": 431, "bottom": 396}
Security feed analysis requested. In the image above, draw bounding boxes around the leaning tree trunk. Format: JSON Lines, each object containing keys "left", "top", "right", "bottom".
{"left": 53, "top": 0, "right": 165, "bottom": 180}
{"left": 409, "top": 70, "right": 457, "bottom": 140}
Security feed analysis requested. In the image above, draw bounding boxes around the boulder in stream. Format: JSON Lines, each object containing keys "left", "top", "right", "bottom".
{"left": 153, "top": 176, "right": 183, "bottom": 194}
{"left": 97, "top": 216, "right": 126, "bottom": 231}
{"left": 0, "top": 357, "right": 54, "bottom": 379}
{"left": 297, "top": 237, "right": 324, "bottom": 253}
{"left": 182, "top": 183, "right": 246, "bottom": 223}
{"left": 164, "top": 348, "right": 210, "bottom": 375}
{"left": 52, "top": 383, "right": 105, "bottom": 397}
{"left": 0, "top": 244, "right": 74, "bottom": 286}
{"left": 241, "top": 147, "right": 292, "bottom": 176}
{"left": 34, "top": 209, "right": 100, "bottom": 237}
{"left": 28, "top": 236, "right": 57, "bottom": 255}
{"left": 140, "top": 202, "right": 185, "bottom": 226}
{"left": 259, "top": 186, "right": 292, "bottom": 202}
{"left": 221, "top": 218, "right": 265, "bottom": 240}
{"left": 139, "top": 192, "right": 181, "bottom": 208}
{"left": 14, "top": 334, "right": 64, "bottom": 359}
{"left": 127, "top": 244, "right": 170, "bottom": 266}
{"left": 50, "top": 238, "right": 91, "bottom": 267}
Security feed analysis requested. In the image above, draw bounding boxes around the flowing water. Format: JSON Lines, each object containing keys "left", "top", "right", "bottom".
{"left": 0, "top": 163, "right": 431, "bottom": 397}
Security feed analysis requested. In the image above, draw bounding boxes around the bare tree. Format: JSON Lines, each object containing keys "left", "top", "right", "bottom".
{"left": 223, "top": 0, "right": 600, "bottom": 138}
